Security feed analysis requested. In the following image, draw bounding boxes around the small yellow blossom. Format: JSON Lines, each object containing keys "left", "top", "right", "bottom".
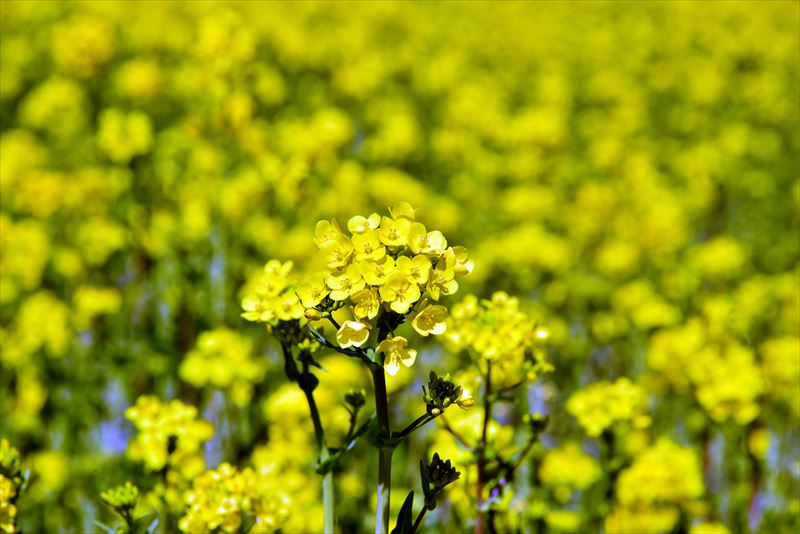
{"left": 389, "top": 201, "right": 416, "bottom": 220}
{"left": 242, "top": 295, "right": 274, "bottom": 323}
{"left": 379, "top": 272, "right": 421, "bottom": 313}
{"left": 336, "top": 320, "right": 371, "bottom": 348}
{"left": 351, "top": 288, "right": 380, "bottom": 320}
{"left": 407, "top": 222, "right": 448, "bottom": 256}
{"left": 274, "top": 292, "right": 303, "bottom": 321}
{"left": 296, "top": 273, "right": 329, "bottom": 308}
{"left": 378, "top": 216, "right": 412, "bottom": 247}
{"left": 377, "top": 335, "right": 417, "bottom": 376}
{"left": 321, "top": 233, "right": 354, "bottom": 270}
{"left": 352, "top": 230, "right": 386, "bottom": 262}
{"left": 396, "top": 255, "right": 432, "bottom": 285}
{"left": 314, "top": 219, "right": 342, "bottom": 249}
{"left": 361, "top": 255, "right": 396, "bottom": 286}
{"left": 445, "top": 246, "right": 475, "bottom": 276}
{"left": 347, "top": 213, "right": 381, "bottom": 234}
{"left": 427, "top": 262, "right": 458, "bottom": 301}
{"left": 326, "top": 264, "right": 365, "bottom": 301}
{"left": 411, "top": 301, "right": 448, "bottom": 336}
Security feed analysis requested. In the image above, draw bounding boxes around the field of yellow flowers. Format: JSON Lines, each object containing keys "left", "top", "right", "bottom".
{"left": 1, "top": 1, "right": 798, "bottom": 533}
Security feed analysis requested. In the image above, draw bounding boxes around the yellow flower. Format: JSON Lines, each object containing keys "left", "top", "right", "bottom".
{"left": 275, "top": 292, "right": 303, "bottom": 321}
{"left": 377, "top": 335, "right": 417, "bottom": 376}
{"left": 351, "top": 288, "right": 380, "bottom": 320}
{"left": 297, "top": 274, "right": 329, "bottom": 308}
{"left": 427, "top": 262, "right": 458, "bottom": 301}
{"left": 396, "top": 255, "right": 432, "bottom": 285}
{"left": 347, "top": 213, "right": 381, "bottom": 234}
{"left": 361, "top": 255, "right": 395, "bottom": 286}
{"left": 379, "top": 272, "right": 421, "bottom": 313}
{"left": 336, "top": 320, "right": 371, "bottom": 349}
{"left": 320, "top": 233, "right": 354, "bottom": 270}
{"left": 257, "top": 260, "right": 293, "bottom": 297}
{"left": 389, "top": 201, "right": 416, "bottom": 220}
{"left": 314, "top": 219, "right": 342, "bottom": 248}
{"left": 445, "top": 246, "right": 474, "bottom": 276}
{"left": 241, "top": 296, "right": 274, "bottom": 322}
{"left": 411, "top": 301, "right": 448, "bottom": 336}
{"left": 378, "top": 216, "right": 412, "bottom": 247}
{"left": 407, "top": 223, "right": 448, "bottom": 256}
{"left": 326, "top": 264, "right": 364, "bottom": 301}
{"left": 351, "top": 230, "right": 386, "bottom": 262}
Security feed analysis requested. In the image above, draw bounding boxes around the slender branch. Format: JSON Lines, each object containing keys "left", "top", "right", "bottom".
{"left": 279, "top": 339, "right": 335, "bottom": 534}
{"left": 343, "top": 407, "right": 358, "bottom": 444}
{"left": 510, "top": 437, "right": 537, "bottom": 471}
{"left": 493, "top": 380, "right": 525, "bottom": 398}
{"left": 302, "top": 362, "right": 325, "bottom": 451}
{"left": 394, "top": 413, "right": 433, "bottom": 440}
{"left": 411, "top": 507, "right": 427, "bottom": 533}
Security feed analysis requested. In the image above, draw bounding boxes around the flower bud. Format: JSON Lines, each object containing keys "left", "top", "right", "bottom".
{"left": 304, "top": 309, "right": 322, "bottom": 321}
{"left": 345, "top": 389, "right": 366, "bottom": 409}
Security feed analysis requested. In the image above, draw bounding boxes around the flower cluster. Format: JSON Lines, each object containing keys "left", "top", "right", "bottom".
{"left": 567, "top": 378, "right": 651, "bottom": 438}
{"left": 0, "top": 475, "right": 17, "bottom": 534}
{"left": 0, "top": 440, "right": 24, "bottom": 534}
{"left": 445, "top": 292, "right": 552, "bottom": 385}
{"left": 647, "top": 319, "right": 764, "bottom": 424}
{"left": 606, "top": 439, "right": 704, "bottom": 534}
{"left": 241, "top": 260, "right": 304, "bottom": 326}
{"left": 179, "top": 463, "right": 289, "bottom": 533}
{"left": 243, "top": 202, "right": 473, "bottom": 376}
{"left": 179, "top": 328, "right": 266, "bottom": 406}
{"left": 539, "top": 442, "right": 601, "bottom": 503}
{"left": 124, "top": 396, "right": 213, "bottom": 473}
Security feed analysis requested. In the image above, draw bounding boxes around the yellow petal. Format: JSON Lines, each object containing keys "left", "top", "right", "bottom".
{"left": 384, "top": 355, "right": 401, "bottom": 376}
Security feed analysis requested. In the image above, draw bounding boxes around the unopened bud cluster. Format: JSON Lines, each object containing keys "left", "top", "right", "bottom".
{"left": 422, "top": 372, "right": 473, "bottom": 415}
{"left": 420, "top": 452, "right": 461, "bottom": 511}
{"left": 345, "top": 389, "right": 366, "bottom": 410}
{"left": 100, "top": 482, "right": 139, "bottom": 519}
{"left": 524, "top": 412, "right": 549, "bottom": 435}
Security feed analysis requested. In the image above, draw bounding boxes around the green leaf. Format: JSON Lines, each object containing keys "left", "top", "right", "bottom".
{"left": 390, "top": 490, "right": 415, "bottom": 534}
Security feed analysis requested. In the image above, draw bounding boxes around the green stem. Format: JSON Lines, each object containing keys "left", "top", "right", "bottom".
{"left": 411, "top": 507, "right": 427, "bottom": 533}
{"left": 395, "top": 413, "right": 434, "bottom": 440}
{"left": 371, "top": 366, "right": 393, "bottom": 534}
{"left": 322, "top": 448, "right": 335, "bottom": 534}
{"left": 300, "top": 363, "right": 335, "bottom": 534}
